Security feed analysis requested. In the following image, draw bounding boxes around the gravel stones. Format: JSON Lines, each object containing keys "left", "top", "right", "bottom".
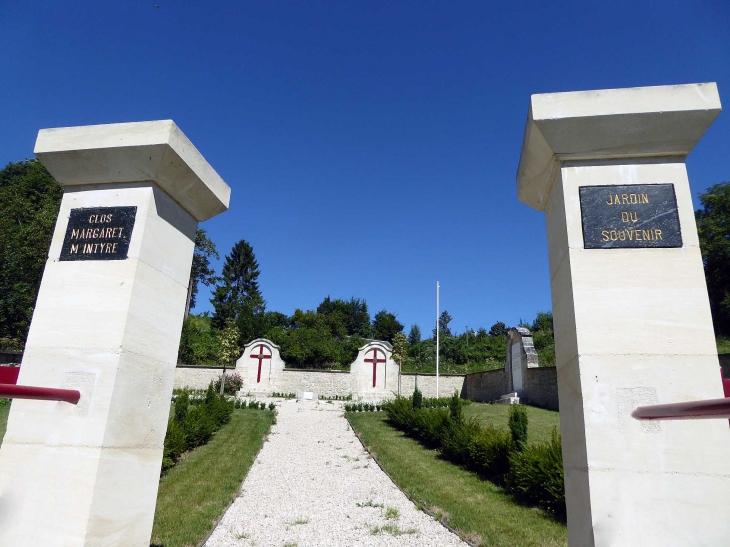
{"left": 205, "top": 399, "right": 467, "bottom": 547}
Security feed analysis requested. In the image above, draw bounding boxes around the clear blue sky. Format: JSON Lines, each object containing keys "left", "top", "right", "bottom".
{"left": 2, "top": 1, "right": 729, "bottom": 335}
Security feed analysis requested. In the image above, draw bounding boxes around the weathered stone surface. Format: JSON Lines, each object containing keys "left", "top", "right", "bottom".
{"left": 517, "top": 83, "right": 730, "bottom": 546}
{"left": 0, "top": 121, "right": 229, "bottom": 547}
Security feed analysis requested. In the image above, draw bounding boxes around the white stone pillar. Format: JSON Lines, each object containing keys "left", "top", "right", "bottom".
{"left": 517, "top": 83, "right": 730, "bottom": 546}
{"left": 0, "top": 121, "right": 230, "bottom": 546}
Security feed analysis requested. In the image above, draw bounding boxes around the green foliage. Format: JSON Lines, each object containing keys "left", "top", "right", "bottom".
{"left": 213, "top": 372, "right": 243, "bottom": 394}
{"left": 391, "top": 332, "right": 408, "bottom": 365}
{"left": 178, "top": 313, "right": 221, "bottom": 366}
{"left": 404, "top": 331, "right": 507, "bottom": 374}
{"left": 264, "top": 297, "right": 374, "bottom": 368}
{"left": 188, "top": 229, "right": 219, "bottom": 311}
{"left": 372, "top": 309, "right": 404, "bottom": 343}
{"left": 489, "top": 321, "right": 508, "bottom": 337}
{"left": 412, "top": 387, "right": 423, "bottom": 409}
{"left": 383, "top": 398, "right": 565, "bottom": 520}
{"left": 509, "top": 405, "right": 529, "bottom": 450}
{"left": 211, "top": 239, "right": 266, "bottom": 341}
{"left": 696, "top": 182, "right": 730, "bottom": 335}
{"left": 407, "top": 324, "right": 421, "bottom": 345}
{"left": 316, "top": 296, "right": 372, "bottom": 337}
{"left": 531, "top": 312, "right": 553, "bottom": 333}
{"left": 449, "top": 390, "right": 464, "bottom": 424}
{"left": 218, "top": 321, "right": 241, "bottom": 366}
{"left": 0, "top": 160, "right": 62, "bottom": 347}
{"left": 433, "top": 310, "right": 453, "bottom": 337}
{"left": 508, "top": 428, "right": 566, "bottom": 520}
{"left": 174, "top": 390, "right": 190, "bottom": 422}
{"left": 162, "top": 392, "right": 234, "bottom": 472}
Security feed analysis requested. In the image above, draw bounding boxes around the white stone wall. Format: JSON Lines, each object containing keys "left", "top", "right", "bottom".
{"left": 274, "top": 370, "right": 352, "bottom": 397}
{"left": 398, "top": 374, "right": 466, "bottom": 399}
{"left": 173, "top": 366, "right": 222, "bottom": 390}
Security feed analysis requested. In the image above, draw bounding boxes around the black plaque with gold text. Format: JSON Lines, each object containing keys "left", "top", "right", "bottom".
{"left": 579, "top": 184, "right": 682, "bottom": 249}
{"left": 59, "top": 206, "right": 137, "bottom": 261}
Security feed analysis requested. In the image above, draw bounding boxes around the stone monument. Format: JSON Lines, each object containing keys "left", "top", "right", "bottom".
{"left": 0, "top": 121, "right": 230, "bottom": 546}
{"left": 506, "top": 327, "right": 538, "bottom": 395}
{"left": 517, "top": 83, "right": 730, "bottom": 545}
{"left": 236, "top": 338, "right": 285, "bottom": 395}
{"left": 349, "top": 341, "right": 397, "bottom": 400}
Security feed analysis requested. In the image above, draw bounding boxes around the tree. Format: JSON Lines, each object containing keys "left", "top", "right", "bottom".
{"left": 391, "top": 332, "right": 408, "bottom": 366}
{"left": 433, "top": 310, "right": 453, "bottom": 338}
{"left": 407, "top": 324, "right": 421, "bottom": 345}
{"left": 210, "top": 239, "right": 265, "bottom": 336}
{"left": 218, "top": 321, "right": 241, "bottom": 394}
{"left": 488, "top": 321, "right": 508, "bottom": 337}
{"left": 531, "top": 312, "right": 553, "bottom": 333}
{"left": 696, "top": 182, "right": 730, "bottom": 336}
{"left": 185, "top": 229, "right": 219, "bottom": 316}
{"left": 372, "top": 309, "right": 404, "bottom": 343}
{"left": 0, "top": 160, "right": 62, "bottom": 348}
{"left": 316, "top": 296, "right": 371, "bottom": 338}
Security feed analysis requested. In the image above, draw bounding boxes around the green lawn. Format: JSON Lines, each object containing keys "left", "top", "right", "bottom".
{"left": 151, "top": 408, "right": 274, "bottom": 547}
{"left": 718, "top": 337, "right": 730, "bottom": 354}
{"left": 0, "top": 401, "right": 10, "bottom": 444}
{"left": 463, "top": 402, "right": 560, "bottom": 445}
{"left": 348, "top": 411, "right": 567, "bottom": 547}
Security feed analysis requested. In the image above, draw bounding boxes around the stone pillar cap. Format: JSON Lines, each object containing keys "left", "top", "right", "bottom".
{"left": 34, "top": 120, "right": 230, "bottom": 221}
{"left": 516, "top": 83, "right": 721, "bottom": 211}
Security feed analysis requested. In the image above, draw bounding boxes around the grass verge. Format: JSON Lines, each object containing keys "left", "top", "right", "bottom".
{"left": 348, "top": 411, "right": 566, "bottom": 547}
{"left": 151, "top": 408, "right": 275, "bottom": 547}
{"left": 462, "top": 403, "right": 560, "bottom": 445}
{"left": 0, "top": 401, "right": 10, "bottom": 444}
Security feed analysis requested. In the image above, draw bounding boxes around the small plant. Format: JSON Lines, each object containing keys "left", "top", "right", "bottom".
{"left": 412, "top": 387, "right": 423, "bottom": 409}
{"left": 508, "top": 404, "right": 529, "bottom": 450}
{"left": 448, "top": 391, "right": 463, "bottom": 424}
{"left": 356, "top": 500, "right": 384, "bottom": 508}
{"left": 174, "top": 389, "right": 189, "bottom": 422}
{"left": 384, "top": 506, "right": 400, "bottom": 520}
{"left": 213, "top": 372, "right": 243, "bottom": 395}
{"left": 268, "top": 402, "right": 275, "bottom": 411}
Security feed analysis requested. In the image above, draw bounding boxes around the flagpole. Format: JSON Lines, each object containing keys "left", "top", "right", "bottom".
{"left": 436, "top": 281, "right": 440, "bottom": 399}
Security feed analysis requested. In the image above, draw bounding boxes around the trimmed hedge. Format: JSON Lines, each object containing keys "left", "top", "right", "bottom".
{"left": 162, "top": 384, "right": 234, "bottom": 472}
{"left": 383, "top": 396, "right": 565, "bottom": 520}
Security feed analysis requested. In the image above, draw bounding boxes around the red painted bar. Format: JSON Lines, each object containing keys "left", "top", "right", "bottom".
{"left": 0, "top": 384, "right": 80, "bottom": 404}
{"left": 0, "top": 367, "right": 20, "bottom": 385}
{"left": 632, "top": 397, "right": 730, "bottom": 421}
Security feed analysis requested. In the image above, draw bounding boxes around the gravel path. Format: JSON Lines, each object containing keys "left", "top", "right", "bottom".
{"left": 205, "top": 399, "right": 467, "bottom": 547}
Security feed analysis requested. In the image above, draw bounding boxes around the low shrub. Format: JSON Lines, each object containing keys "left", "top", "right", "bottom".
{"left": 412, "top": 387, "right": 423, "bottom": 409}
{"left": 162, "top": 388, "right": 234, "bottom": 473}
{"left": 213, "top": 372, "right": 244, "bottom": 395}
{"left": 382, "top": 396, "right": 565, "bottom": 520}
{"left": 507, "top": 428, "right": 566, "bottom": 520}
{"left": 509, "top": 404, "right": 528, "bottom": 451}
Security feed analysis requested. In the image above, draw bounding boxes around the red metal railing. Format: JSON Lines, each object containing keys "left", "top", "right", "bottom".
{"left": 0, "top": 366, "right": 80, "bottom": 404}
{"left": 632, "top": 397, "right": 730, "bottom": 421}
{"left": 0, "top": 384, "right": 80, "bottom": 404}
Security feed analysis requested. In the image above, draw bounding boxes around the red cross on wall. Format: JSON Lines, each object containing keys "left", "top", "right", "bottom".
{"left": 250, "top": 344, "right": 272, "bottom": 383}
{"left": 364, "top": 348, "right": 386, "bottom": 388}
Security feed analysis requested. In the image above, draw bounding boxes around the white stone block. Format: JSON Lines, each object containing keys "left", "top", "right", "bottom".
{"left": 516, "top": 83, "right": 730, "bottom": 546}
{"left": 0, "top": 120, "right": 230, "bottom": 546}
{"left": 236, "top": 338, "right": 286, "bottom": 394}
